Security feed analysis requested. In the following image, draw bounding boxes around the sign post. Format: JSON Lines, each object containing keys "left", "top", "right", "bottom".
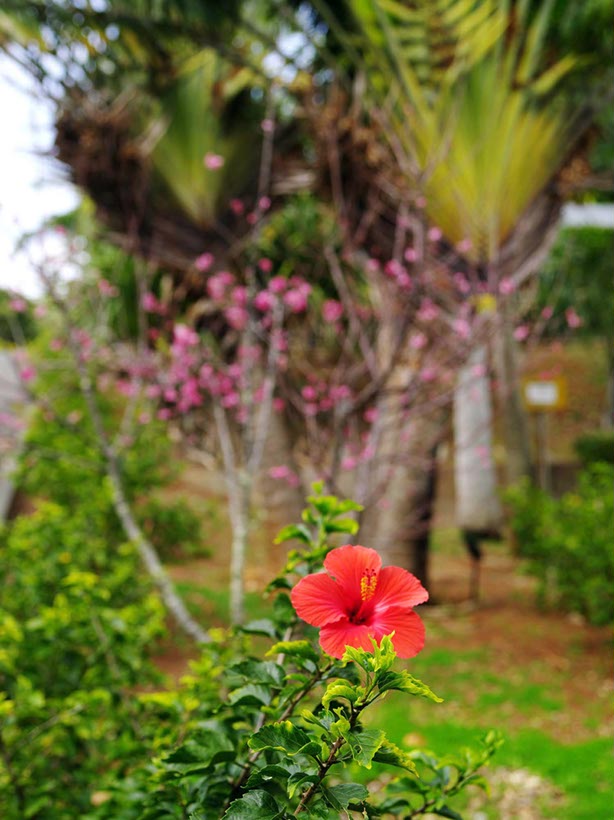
{"left": 521, "top": 378, "right": 568, "bottom": 491}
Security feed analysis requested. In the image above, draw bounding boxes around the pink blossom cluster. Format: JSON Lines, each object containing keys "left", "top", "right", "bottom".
{"left": 300, "top": 378, "right": 353, "bottom": 417}
{"left": 205, "top": 270, "right": 312, "bottom": 330}
{"left": 383, "top": 259, "right": 412, "bottom": 291}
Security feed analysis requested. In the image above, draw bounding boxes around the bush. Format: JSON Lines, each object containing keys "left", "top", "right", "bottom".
{"left": 574, "top": 430, "right": 614, "bottom": 466}
{"left": 0, "top": 502, "right": 166, "bottom": 819}
{"left": 506, "top": 465, "right": 614, "bottom": 625}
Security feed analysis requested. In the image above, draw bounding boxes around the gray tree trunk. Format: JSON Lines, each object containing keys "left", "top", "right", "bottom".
{"left": 454, "top": 346, "right": 503, "bottom": 532}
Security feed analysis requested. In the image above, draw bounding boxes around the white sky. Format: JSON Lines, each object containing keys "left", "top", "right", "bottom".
{"left": 0, "top": 55, "right": 79, "bottom": 298}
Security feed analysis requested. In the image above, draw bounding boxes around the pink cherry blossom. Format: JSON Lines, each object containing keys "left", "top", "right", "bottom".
{"left": 272, "top": 397, "right": 285, "bottom": 412}
{"left": 269, "top": 276, "right": 287, "bottom": 294}
{"left": 254, "top": 290, "right": 275, "bottom": 312}
{"left": 302, "top": 385, "right": 318, "bottom": 401}
{"left": 499, "top": 277, "right": 516, "bottom": 295}
{"left": 258, "top": 257, "right": 273, "bottom": 273}
{"left": 141, "top": 292, "right": 161, "bottom": 313}
{"left": 9, "top": 298, "right": 27, "bottom": 313}
{"left": 20, "top": 366, "right": 36, "bottom": 383}
{"left": 204, "top": 152, "right": 225, "bottom": 170}
{"left": 453, "top": 272, "right": 471, "bottom": 294}
{"left": 427, "top": 226, "right": 442, "bottom": 242}
{"left": 231, "top": 286, "right": 248, "bottom": 307}
{"left": 322, "top": 299, "right": 343, "bottom": 323}
{"left": 195, "top": 252, "right": 214, "bottom": 272}
{"left": 98, "top": 279, "right": 118, "bottom": 297}
{"left": 224, "top": 306, "right": 249, "bottom": 330}
{"left": 268, "top": 464, "right": 300, "bottom": 486}
{"left": 456, "top": 238, "right": 472, "bottom": 254}
{"left": 174, "top": 325, "right": 199, "bottom": 346}
{"left": 283, "top": 289, "right": 308, "bottom": 313}
{"left": 363, "top": 407, "right": 378, "bottom": 424}
{"left": 513, "top": 324, "right": 530, "bottom": 342}
{"left": 230, "top": 198, "right": 245, "bottom": 216}
{"left": 258, "top": 196, "right": 271, "bottom": 211}
{"left": 409, "top": 332, "right": 427, "bottom": 350}
{"left": 541, "top": 305, "right": 554, "bottom": 320}
{"left": 417, "top": 299, "right": 440, "bottom": 322}
{"left": 403, "top": 247, "right": 418, "bottom": 263}
{"left": 453, "top": 318, "right": 472, "bottom": 339}
{"left": 420, "top": 366, "right": 438, "bottom": 382}
{"left": 565, "top": 307, "right": 583, "bottom": 329}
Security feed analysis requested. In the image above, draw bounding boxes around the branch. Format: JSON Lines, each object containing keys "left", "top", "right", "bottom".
{"left": 39, "top": 270, "right": 210, "bottom": 646}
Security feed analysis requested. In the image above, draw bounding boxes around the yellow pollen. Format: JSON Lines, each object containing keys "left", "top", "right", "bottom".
{"left": 360, "top": 568, "right": 377, "bottom": 602}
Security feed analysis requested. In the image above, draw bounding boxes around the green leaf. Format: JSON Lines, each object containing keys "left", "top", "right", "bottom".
{"left": 432, "top": 806, "right": 463, "bottom": 820}
{"left": 245, "top": 764, "right": 292, "bottom": 788}
{"left": 341, "top": 726, "right": 386, "bottom": 769}
{"left": 267, "top": 639, "right": 320, "bottom": 664}
{"left": 377, "top": 670, "right": 443, "bottom": 702}
{"left": 223, "top": 790, "right": 283, "bottom": 819}
{"left": 322, "top": 680, "right": 362, "bottom": 709}
{"left": 287, "top": 770, "right": 319, "bottom": 799}
{"left": 228, "top": 683, "right": 272, "bottom": 707}
{"left": 323, "top": 518, "right": 360, "bottom": 535}
{"left": 322, "top": 782, "right": 369, "bottom": 809}
{"left": 241, "top": 619, "right": 278, "bottom": 638}
{"left": 373, "top": 739, "right": 419, "bottom": 775}
{"left": 249, "top": 721, "right": 323, "bottom": 759}
{"left": 274, "top": 524, "right": 312, "bottom": 545}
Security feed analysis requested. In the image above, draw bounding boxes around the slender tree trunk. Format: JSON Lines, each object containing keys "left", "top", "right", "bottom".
{"left": 228, "top": 474, "right": 251, "bottom": 625}
{"left": 492, "top": 301, "right": 533, "bottom": 484}
{"left": 360, "top": 406, "right": 447, "bottom": 587}
{"left": 454, "top": 346, "right": 503, "bottom": 533}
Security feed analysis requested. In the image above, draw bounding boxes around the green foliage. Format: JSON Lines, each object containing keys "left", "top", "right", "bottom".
{"left": 138, "top": 495, "right": 211, "bottom": 560}
{"left": 0, "top": 501, "right": 166, "bottom": 818}
{"left": 0, "top": 290, "right": 38, "bottom": 343}
{"left": 536, "top": 227, "right": 614, "bottom": 342}
{"left": 93, "top": 488, "right": 500, "bottom": 819}
{"left": 506, "top": 464, "right": 614, "bottom": 625}
{"left": 574, "top": 430, "right": 614, "bottom": 466}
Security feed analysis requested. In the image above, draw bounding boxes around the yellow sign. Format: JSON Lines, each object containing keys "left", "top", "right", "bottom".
{"left": 522, "top": 377, "right": 568, "bottom": 412}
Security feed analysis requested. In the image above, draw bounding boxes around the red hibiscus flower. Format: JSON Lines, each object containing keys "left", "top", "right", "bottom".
{"left": 291, "top": 544, "right": 428, "bottom": 659}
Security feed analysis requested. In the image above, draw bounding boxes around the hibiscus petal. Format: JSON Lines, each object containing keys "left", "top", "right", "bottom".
{"left": 323, "top": 545, "right": 382, "bottom": 611}
{"left": 318, "top": 619, "right": 378, "bottom": 659}
{"left": 373, "top": 566, "right": 429, "bottom": 612}
{"left": 370, "top": 609, "right": 425, "bottom": 658}
{"left": 291, "top": 572, "right": 348, "bottom": 627}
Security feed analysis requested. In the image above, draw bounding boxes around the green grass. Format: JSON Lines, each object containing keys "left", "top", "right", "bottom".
{"left": 366, "top": 644, "right": 613, "bottom": 819}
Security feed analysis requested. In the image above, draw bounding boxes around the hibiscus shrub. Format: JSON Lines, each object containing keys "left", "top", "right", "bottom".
{"left": 111, "top": 485, "right": 501, "bottom": 819}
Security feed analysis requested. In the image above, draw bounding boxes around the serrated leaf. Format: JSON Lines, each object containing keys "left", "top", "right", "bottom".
{"left": 249, "top": 721, "right": 322, "bottom": 758}
{"left": 323, "top": 518, "right": 360, "bottom": 535}
{"left": 228, "top": 683, "right": 272, "bottom": 706}
{"left": 341, "top": 726, "right": 386, "bottom": 768}
{"left": 267, "top": 639, "right": 320, "bottom": 663}
{"left": 246, "top": 764, "right": 292, "bottom": 788}
{"left": 274, "top": 523, "right": 312, "bottom": 545}
{"left": 377, "top": 670, "right": 442, "bottom": 702}
{"left": 287, "top": 770, "right": 319, "bottom": 799}
{"left": 322, "top": 680, "right": 361, "bottom": 709}
{"left": 323, "top": 782, "right": 369, "bottom": 809}
{"left": 223, "top": 790, "right": 283, "bottom": 819}
{"left": 373, "top": 739, "right": 419, "bottom": 775}
{"left": 241, "top": 619, "right": 278, "bottom": 638}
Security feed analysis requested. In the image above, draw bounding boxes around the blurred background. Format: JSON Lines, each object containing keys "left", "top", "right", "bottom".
{"left": 0, "top": 2, "right": 612, "bottom": 818}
